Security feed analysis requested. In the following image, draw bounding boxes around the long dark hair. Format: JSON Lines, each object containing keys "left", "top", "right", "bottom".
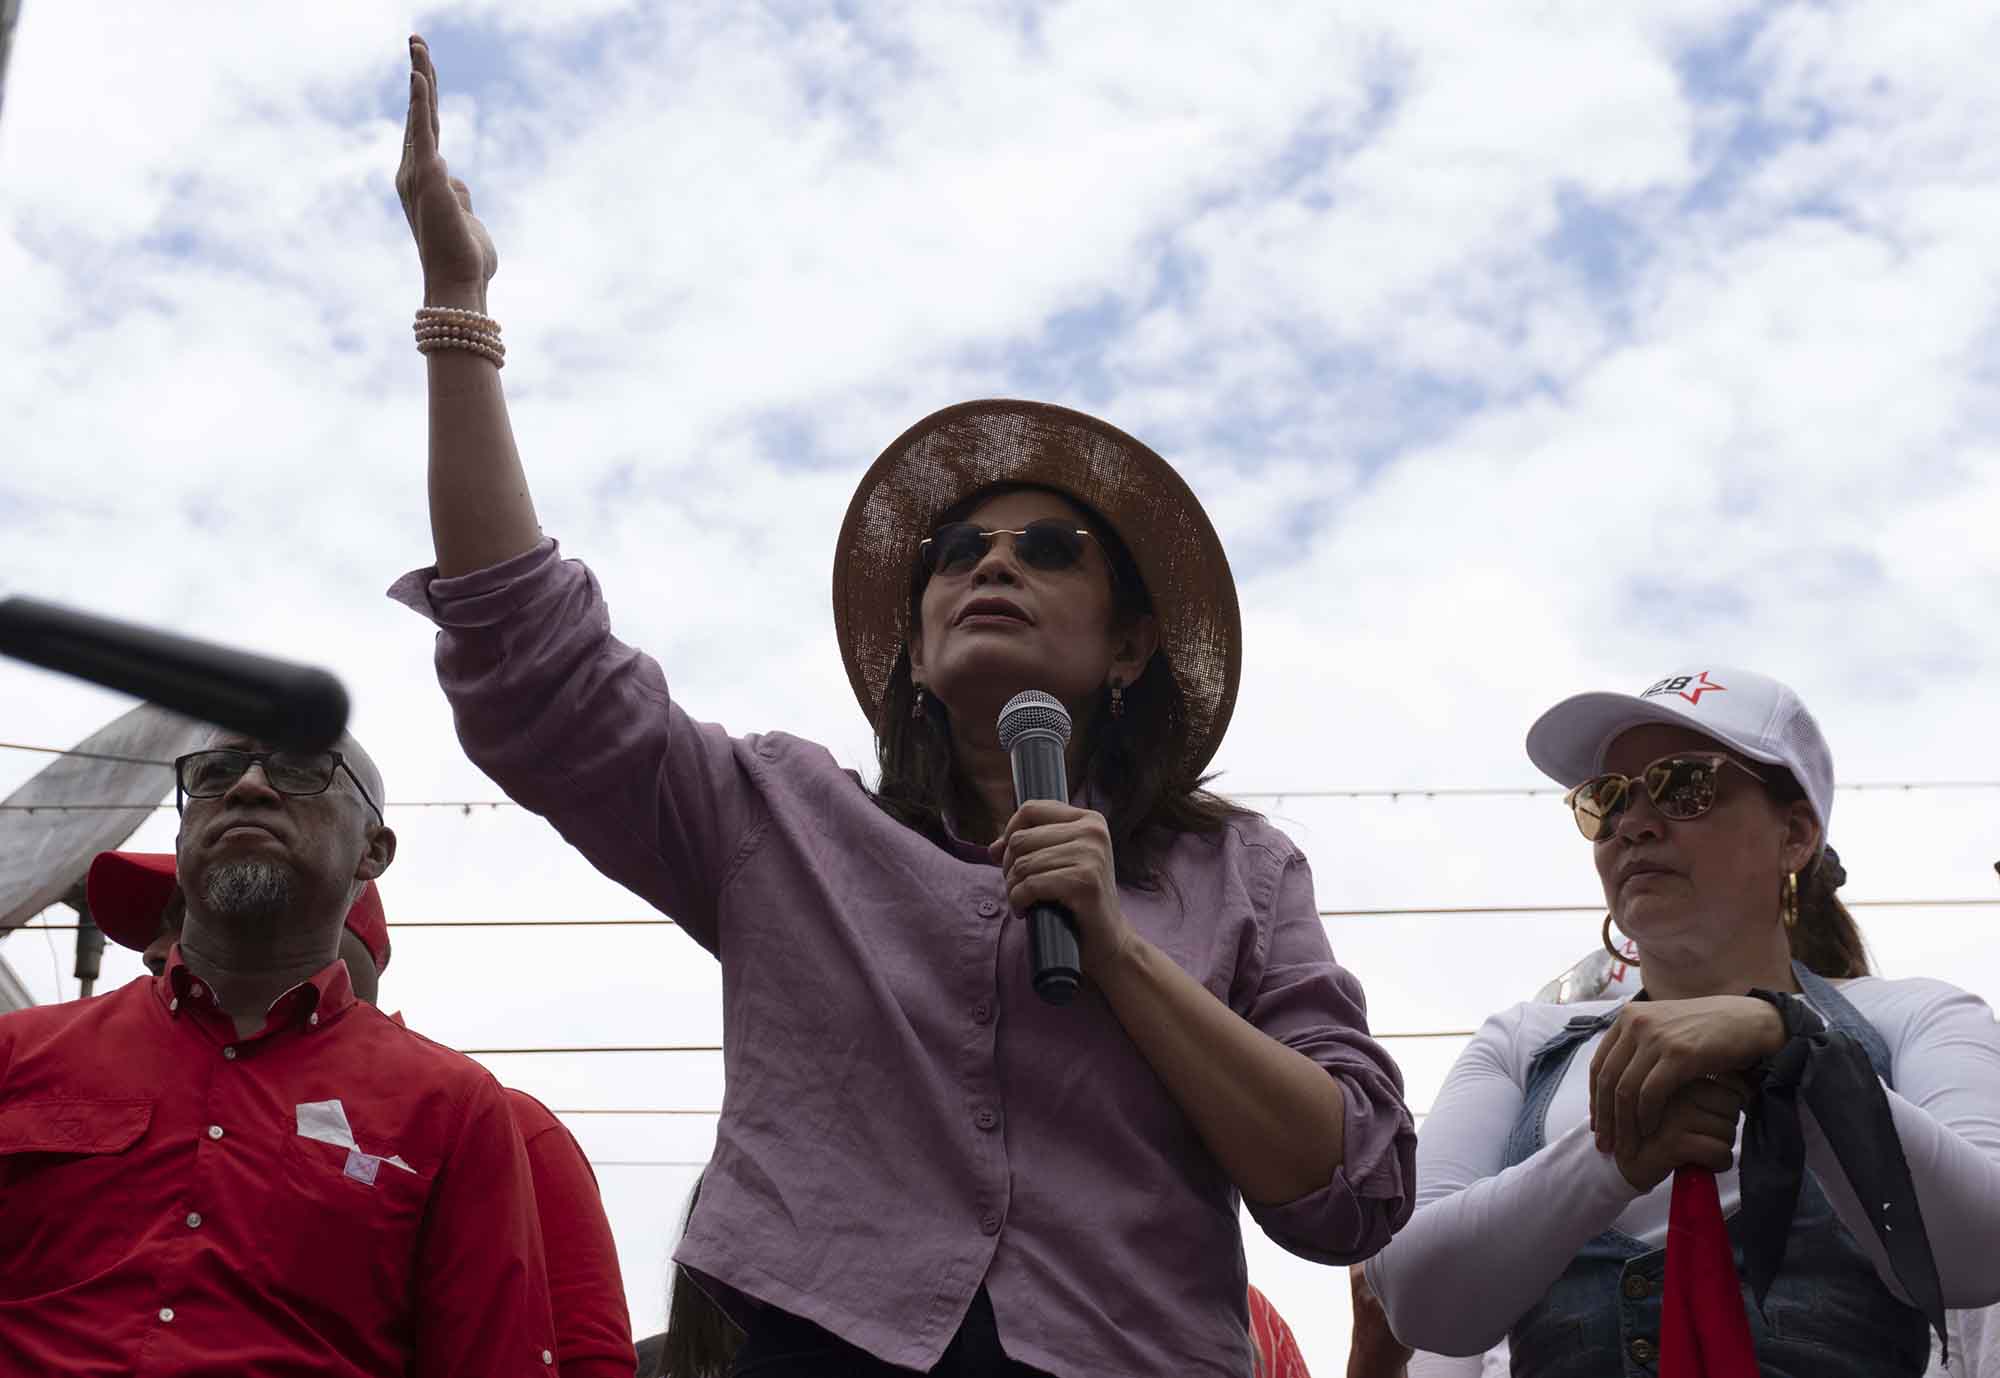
{"left": 642, "top": 1174, "right": 741, "bottom": 1378}
{"left": 870, "top": 484, "right": 1247, "bottom": 887}
{"left": 1768, "top": 769, "right": 1870, "bottom": 978}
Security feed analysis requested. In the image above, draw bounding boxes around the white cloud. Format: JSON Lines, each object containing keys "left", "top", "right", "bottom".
{"left": 6, "top": 0, "right": 2000, "bottom": 1365}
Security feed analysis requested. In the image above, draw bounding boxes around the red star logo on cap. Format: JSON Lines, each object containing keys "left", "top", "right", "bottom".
{"left": 1678, "top": 671, "right": 1726, "bottom": 705}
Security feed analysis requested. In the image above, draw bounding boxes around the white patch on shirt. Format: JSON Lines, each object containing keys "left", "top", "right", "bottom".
{"left": 295, "top": 1098, "right": 415, "bottom": 1182}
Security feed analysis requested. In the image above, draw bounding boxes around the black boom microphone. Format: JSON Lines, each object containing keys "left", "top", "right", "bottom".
{"left": 0, "top": 597, "right": 350, "bottom": 752}
{"left": 996, "top": 689, "right": 1083, "bottom": 1005}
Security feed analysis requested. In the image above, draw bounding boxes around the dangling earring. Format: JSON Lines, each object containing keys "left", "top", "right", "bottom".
{"left": 911, "top": 686, "right": 926, "bottom": 720}
{"left": 1782, "top": 871, "right": 1799, "bottom": 928}
{"left": 1602, "top": 912, "right": 1639, "bottom": 966}
{"left": 1109, "top": 682, "right": 1125, "bottom": 719}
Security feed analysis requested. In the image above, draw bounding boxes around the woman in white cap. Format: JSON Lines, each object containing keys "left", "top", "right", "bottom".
{"left": 1365, "top": 667, "right": 2000, "bottom": 1377}
{"left": 390, "top": 37, "right": 1414, "bottom": 1378}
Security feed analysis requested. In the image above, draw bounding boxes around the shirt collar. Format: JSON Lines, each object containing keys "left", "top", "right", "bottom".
{"left": 157, "top": 944, "right": 357, "bottom": 1031}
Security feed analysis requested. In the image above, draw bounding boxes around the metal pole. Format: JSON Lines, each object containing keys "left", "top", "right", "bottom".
{"left": 72, "top": 899, "right": 105, "bottom": 999}
{"left": 0, "top": 0, "right": 21, "bottom": 123}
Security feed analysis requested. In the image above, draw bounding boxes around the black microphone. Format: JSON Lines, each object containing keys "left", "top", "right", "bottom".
{"left": 996, "top": 690, "right": 1082, "bottom": 1006}
{"left": 0, "top": 596, "right": 350, "bottom": 752}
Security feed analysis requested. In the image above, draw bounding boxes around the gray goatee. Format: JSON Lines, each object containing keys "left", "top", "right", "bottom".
{"left": 201, "top": 860, "right": 293, "bottom": 924}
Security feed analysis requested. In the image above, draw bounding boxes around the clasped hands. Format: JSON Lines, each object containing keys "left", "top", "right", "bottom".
{"left": 1588, "top": 994, "right": 1789, "bottom": 1192}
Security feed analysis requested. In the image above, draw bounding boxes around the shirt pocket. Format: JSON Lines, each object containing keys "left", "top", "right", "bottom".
{"left": 273, "top": 1129, "right": 433, "bottom": 1315}
{"left": 0, "top": 1097, "right": 153, "bottom": 1157}
{"left": 0, "top": 1098, "right": 153, "bottom": 1298}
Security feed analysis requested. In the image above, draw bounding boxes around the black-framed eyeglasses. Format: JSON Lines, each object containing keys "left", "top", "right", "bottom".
{"left": 174, "top": 749, "right": 385, "bottom": 825}
{"left": 917, "top": 519, "right": 1098, "bottom": 578}
{"left": 1563, "top": 752, "right": 1767, "bottom": 841}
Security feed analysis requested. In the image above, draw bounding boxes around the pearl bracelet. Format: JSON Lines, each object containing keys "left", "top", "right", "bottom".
{"left": 417, "top": 336, "right": 506, "bottom": 368}
{"left": 413, "top": 307, "right": 505, "bottom": 367}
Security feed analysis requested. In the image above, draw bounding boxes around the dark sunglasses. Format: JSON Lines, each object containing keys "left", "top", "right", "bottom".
{"left": 917, "top": 519, "right": 1097, "bottom": 577}
{"left": 174, "top": 749, "right": 385, "bottom": 825}
{"left": 1564, "top": 752, "right": 1767, "bottom": 841}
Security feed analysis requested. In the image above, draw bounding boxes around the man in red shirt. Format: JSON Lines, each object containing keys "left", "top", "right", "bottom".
{"left": 0, "top": 731, "right": 558, "bottom": 1377}
{"left": 87, "top": 846, "right": 637, "bottom": 1378}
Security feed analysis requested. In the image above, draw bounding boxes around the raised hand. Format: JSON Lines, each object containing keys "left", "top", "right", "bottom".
{"left": 1614, "top": 1075, "right": 1746, "bottom": 1194}
{"left": 395, "top": 36, "right": 498, "bottom": 307}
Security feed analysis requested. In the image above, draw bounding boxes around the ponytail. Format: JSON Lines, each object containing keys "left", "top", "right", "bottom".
{"left": 1766, "top": 766, "right": 1869, "bottom": 978}
{"left": 1789, "top": 843, "right": 1869, "bottom": 979}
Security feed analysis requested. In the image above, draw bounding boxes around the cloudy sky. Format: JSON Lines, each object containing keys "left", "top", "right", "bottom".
{"left": 4, "top": 0, "right": 1999, "bottom": 1366}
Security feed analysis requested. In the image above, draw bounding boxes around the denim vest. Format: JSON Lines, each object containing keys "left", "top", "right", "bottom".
{"left": 1500, "top": 963, "right": 1929, "bottom": 1377}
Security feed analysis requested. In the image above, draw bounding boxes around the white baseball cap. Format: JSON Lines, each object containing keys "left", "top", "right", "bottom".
{"left": 1525, "top": 666, "right": 1835, "bottom": 834}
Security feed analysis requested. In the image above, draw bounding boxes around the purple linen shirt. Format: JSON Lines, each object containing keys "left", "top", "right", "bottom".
{"left": 391, "top": 539, "right": 1415, "bottom": 1377}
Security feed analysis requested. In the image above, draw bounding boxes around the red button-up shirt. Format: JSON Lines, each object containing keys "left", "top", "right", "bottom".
{"left": 0, "top": 951, "right": 557, "bottom": 1377}
{"left": 506, "top": 1090, "right": 637, "bottom": 1378}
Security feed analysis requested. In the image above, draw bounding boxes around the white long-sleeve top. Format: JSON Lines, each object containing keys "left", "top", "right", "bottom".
{"left": 1365, "top": 976, "right": 2000, "bottom": 1358}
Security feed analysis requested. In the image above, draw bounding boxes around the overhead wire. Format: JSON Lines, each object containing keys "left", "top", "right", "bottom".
{"left": 19, "top": 895, "right": 2000, "bottom": 935}
{"left": 7, "top": 735, "right": 2000, "bottom": 811}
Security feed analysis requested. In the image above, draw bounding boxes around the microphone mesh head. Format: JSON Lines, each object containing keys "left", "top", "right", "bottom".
{"left": 996, "top": 690, "right": 1073, "bottom": 749}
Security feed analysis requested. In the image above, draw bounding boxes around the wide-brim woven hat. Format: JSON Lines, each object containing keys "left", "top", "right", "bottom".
{"left": 832, "top": 399, "right": 1242, "bottom": 778}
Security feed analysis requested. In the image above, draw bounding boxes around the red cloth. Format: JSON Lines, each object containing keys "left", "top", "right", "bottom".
{"left": 0, "top": 951, "right": 557, "bottom": 1376}
{"left": 507, "top": 1089, "right": 638, "bottom": 1378}
{"left": 1659, "top": 1166, "right": 1758, "bottom": 1378}
{"left": 1248, "top": 1283, "right": 1313, "bottom": 1378}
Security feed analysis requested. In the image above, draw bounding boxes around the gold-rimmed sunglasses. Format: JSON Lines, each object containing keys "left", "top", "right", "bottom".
{"left": 1564, "top": 752, "right": 1767, "bottom": 841}
{"left": 917, "top": 519, "right": 1098, "bottom": 577}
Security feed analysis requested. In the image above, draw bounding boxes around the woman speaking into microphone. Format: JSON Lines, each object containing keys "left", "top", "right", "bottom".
{"left": 389, "top": 37, "right": 1413, "bottom": 1378}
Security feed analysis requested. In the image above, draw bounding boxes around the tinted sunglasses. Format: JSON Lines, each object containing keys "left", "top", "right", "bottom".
{"left": 1564, "top": 752, "right": 1767, "bottom": 841}
{"left": 917, "top": 519, "right": 1097, "bottom": 577}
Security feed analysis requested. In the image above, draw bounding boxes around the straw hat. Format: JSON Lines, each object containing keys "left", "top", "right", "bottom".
{"left": 831, "top": 399, "right": 1241, "bottom": 777}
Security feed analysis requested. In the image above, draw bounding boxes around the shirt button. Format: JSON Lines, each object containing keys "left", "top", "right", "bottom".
{"left": 169, "top": 998, "right": 179, "bottom": 1012}
{"left": 976, "top": 898, "right": 1001, "bottom": 918}
{"left": 1622, "top": 1273, "right": 1652, "bottom": 1299}
{"left": 541, "top": 1351, "right": 554, "bottom": 1365}
{"left": 972, "top": 1002, "right": 992, "bottom": 1025}
{"left": 974, "top": 1108, "right": 998, "bottom": 1132}
{"left": 309, "top": 1013, "right": 319, "bottom": 1027}
{"left": 1629, "top": 1338, "right": 1656, "bottom": 1363}
{"left": 208, "top": 1125, "right": 225, "bottom": 1140}
{"left": 979, "top": 1212, "right": 1001, "bottom": 1236}
{"left": 222, "top": 1047, "right": 238, "bottom": 1061}
{"left": 185, "top": 1212, "right": 202, "bottom": 1229}
{"left": 158, "top": 1307, "right": 175, "bottom": 1323}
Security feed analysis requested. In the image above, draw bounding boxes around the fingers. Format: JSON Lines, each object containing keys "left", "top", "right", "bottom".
{"left": 1612, "top": 1041, "right": 1656, "bottom": 1154}
{"left": 414, "top": 36, "right": 442, "bottom": 146}
{"left": 1004, "top": 839, "right": 1092, "bottom": 884}
{"left": 1591, "top": 1020, "right": 1633, "bottom": 1147}
{"left": 1634, "top": 1049, "right": 1688, "bottom": 1139}
{"left": 986, "top": 802, "right": 1098, "bottom": 861}
{"left": 1682, "top": 1077, "right": 1747, "bottom": 1120}
{"left": 406, "top": 48, "right": 439, "bottom": 166}
{"left": 1684, "top": 1126, "right": 1736, "bottom": 1172}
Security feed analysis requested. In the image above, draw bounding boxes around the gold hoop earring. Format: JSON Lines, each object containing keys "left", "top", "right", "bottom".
{"left": 1602, "top": 912, "right": 1638, "bottom": 966}
{"left": 1783, "top": 871, "right": 1799, "bottom": 928}
{"left": 911, "top": 686, "right": 926, "bottom": 720}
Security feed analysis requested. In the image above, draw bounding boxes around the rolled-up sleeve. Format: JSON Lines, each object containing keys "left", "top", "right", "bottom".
{"left": 1238, "top": 851, "right": 1417, "bottom": 1262}
{"left": 389, "top": 539, "right": 767, "bottom": 949}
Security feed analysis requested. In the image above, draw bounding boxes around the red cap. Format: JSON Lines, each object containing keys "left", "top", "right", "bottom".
{"left": 85, "top": 851, "right": 179, "bottom": 952}
{"left": 85, "top": 851, "right": 390, "bottom": 973}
